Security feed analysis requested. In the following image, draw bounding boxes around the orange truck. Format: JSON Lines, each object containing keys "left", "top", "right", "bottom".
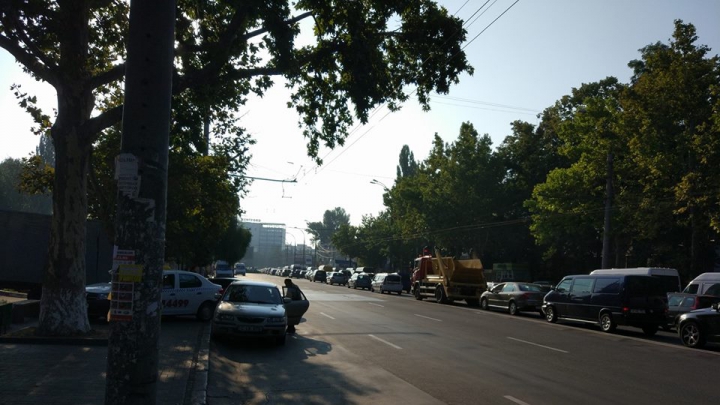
{"left": 411, "top": 249, "right": 487, "bottom": 306}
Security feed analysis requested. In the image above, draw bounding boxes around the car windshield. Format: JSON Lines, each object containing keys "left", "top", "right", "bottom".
{"left": 223, "top": 285, "right": 281, "bottom": 304}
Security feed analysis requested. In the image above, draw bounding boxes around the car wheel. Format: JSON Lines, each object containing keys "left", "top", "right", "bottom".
{"left": 276, "top": 334, "right": 286, "bottom": 346}
{"left": 679, "top": 321, "right": 705, "bottom": 348}
{"left": 480, "top": 298, "right": 489, "bottom": 310}
{"left": 371, "top": 287, "right": 375, "bottom": 292}
{"left": 508, "top": 301, "right": 518, "bottom": 316}
{"left": 642, "top": 325, "right": 659, "bottom": 336}
{"left": 544, "top": 306, "right": 557, "bottom": 323}
{"left": 599, "top": 312, "right": 616, "bottom": 333}
{"left": 196, "top": 302, "right": 215, "bottom": 322}
{"left": 435, "top": 286, "right": 448, "bottom": 304}
{"left": 397, "top": 291, "right": 401, "bottom": 295}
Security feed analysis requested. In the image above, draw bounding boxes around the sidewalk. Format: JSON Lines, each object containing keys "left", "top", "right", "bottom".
{"left": 0, "top": 297, "right": 210, "bottom": 405}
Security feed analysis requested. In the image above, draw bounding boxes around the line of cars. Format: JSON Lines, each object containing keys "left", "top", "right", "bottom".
{"left": 479, "top": 270, "right": 720, "bottom": 349}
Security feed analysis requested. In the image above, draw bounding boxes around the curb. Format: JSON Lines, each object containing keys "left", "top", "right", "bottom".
{"left": 186, "top": 322, "right": 211, "bottom": 405}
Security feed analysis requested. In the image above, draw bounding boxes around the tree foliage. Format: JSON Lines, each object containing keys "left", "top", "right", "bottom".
{"left": 0, "top": 0, "right": 472, "bottom": 335}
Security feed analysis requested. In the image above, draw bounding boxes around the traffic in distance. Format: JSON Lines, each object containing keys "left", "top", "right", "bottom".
{"left": 85, "top": 254, "right": 720, "bottom": 349}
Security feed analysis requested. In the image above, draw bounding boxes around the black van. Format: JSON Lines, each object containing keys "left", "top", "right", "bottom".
{"left": 542, "top": 274, "right": 667, "bottom": 336}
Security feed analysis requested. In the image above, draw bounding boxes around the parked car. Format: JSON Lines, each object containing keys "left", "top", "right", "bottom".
{"left": 211, "top": 280, "right": 288, "bottom": 345}
{"left": 311, "top": 269, "right": 327, "bottom": 283}
{"left": 590, "top": 267, "right": 682, "bottom": 294}
{"left": 480, "top": 282, "right": 547, "bottom": 315}
{"left": 348, "top": 273, "right": 372, "bottom": 290}
{"left": 85, "top": 282, "right": 111, "bottom": 321}
{"left": 677, "top": 303, "right": 720, "bottom": 348}
{"left": 371, "top": 273, "right": 403, "bottom": 295}
{"left": 213, "top": 261, "right": 233, "bottom": 278}
{"left": 682, "top": 272, "right": 720, "bottom": 296}
{"left": 161, "top": 270, "right": 223, "bottom": 321}
{"left": 399, "top": 272, "right": 411, "bottom": 294}
{"left": 542, "top": 274, "right": 667, "bottom": 336}
{"left": 208, "top": 276, "right": 243, "bottom": 297}
{"left": 666, "top": 293, "right": 720, "bottom": 329}
{"left": 233, "top": 262, "right": 247, "bottom": 276}
{"left": 328, "top": 272, "right": 348, "bottom": 286}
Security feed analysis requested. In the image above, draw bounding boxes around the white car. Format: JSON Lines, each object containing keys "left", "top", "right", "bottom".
{"left": 162, "top": 270, "right": 222, "bottom": 321}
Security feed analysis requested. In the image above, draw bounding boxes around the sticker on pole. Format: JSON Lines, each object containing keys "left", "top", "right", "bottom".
{"left": 115, "top": 153, "right": 141, "bottom": 199}
{"left": 109, "top": 281, "right": 134, "bottom": 322}
{"left": 112, "top": 248, "right": 136, "bottom": 271}
{"left": 118, "top": 264, "right": 144, "bottom": 282}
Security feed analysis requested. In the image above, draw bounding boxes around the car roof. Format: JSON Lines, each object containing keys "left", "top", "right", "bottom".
{"left": 227, "top": 280, "right": 278, "bottom": 288}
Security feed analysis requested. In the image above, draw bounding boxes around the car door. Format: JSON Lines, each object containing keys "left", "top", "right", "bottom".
{"left": 177, "top": 273, "right": 206, "bottom": 315}
{"left": 549, "top": 278, "right": 573, "bottom": 317}
{"left": 486, "top": 283, "right": 504, "bottom": 307}
{"left": 568, "top": 277, "right": 594, "bottom": 319}
{"left": 161, "top": 273, "right": 178, "bottom": 315}
{"left": 500, "top": 283, "right": 517, "bottom": 307}
{"left": 283, "top": 287, "right": 310, "bottom": 326}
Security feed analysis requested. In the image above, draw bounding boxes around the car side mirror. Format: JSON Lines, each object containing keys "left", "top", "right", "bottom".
{"left": 283, "top": 297, "right": 292, "bottom": 304}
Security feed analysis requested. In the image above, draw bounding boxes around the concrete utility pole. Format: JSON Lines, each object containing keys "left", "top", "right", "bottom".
{"left": 601, "top": 151, "right": 614, "bottom": 269}
{"left": 105, "top": 1, "right": 176, "bottom": 404}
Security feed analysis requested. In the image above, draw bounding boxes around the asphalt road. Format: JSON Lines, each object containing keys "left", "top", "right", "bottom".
{"left": 206, "top": 274, "right": 719, "bottom": 405}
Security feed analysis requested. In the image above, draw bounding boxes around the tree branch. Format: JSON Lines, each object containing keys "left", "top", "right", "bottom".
{"left": 4, "top": 7, "right": 59, "bottom": 74}
{"left": 241, "top": 11, "right": 313, "bottom": 42}
{"left": 83, "top": 105, "right": 124, "bottom": 141}
{"left": 0, "top": 34, "right": 58, "bottom": 86}
{"left": 88, "top": 63, "right": 125, "bottom": 89}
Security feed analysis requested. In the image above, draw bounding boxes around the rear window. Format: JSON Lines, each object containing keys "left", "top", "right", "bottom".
{"left": 624, "top": 276, "right": 664, "bottom": 297}
{"left": 316, "top": 270, "right": 326, "bottom": 276}
{"left": 385, "top": 275, "right": 401, "bottom": 282}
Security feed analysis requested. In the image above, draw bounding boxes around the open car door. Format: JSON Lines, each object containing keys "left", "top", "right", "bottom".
{"left": 282, "top": 287, "right": 309, "bottom": 326}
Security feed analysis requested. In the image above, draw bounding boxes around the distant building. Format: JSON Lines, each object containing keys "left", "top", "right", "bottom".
{"left": 241, "top": 220, "right": 315, "bottom": 269}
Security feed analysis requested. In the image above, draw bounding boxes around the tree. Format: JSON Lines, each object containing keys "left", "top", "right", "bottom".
{"left": 622, "top": 20, "right": 720, "bottom": 277}
{"left": 0, "top": 0, "right": 472, "bottom": 335}
{"left": 0, "top": 157, "right": 51, "bottom": 214}
{"left": 214, "top": 217, "right": 252, "bottom": 266}
{"left": 307, "top": 207, "right": 351, "bottom": 245}
{"left": 526, "top": 78, "right": 628, "bottom": 273}
{"left": 396, "top": 144, "right": 418, "bottom": 179}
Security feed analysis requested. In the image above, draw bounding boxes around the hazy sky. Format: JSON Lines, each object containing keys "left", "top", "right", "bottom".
{"left": 1, "top": 1, "right": 719, "bottom": 243}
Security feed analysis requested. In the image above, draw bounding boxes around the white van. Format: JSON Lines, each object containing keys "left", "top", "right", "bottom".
{"left": 590, "top": 267, "right": 681, "bottom": 293}
{"left": 682, "top": 272, "right": 720, "bottom": 296}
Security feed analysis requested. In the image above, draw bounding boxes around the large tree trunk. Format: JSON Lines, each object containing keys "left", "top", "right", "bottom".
{"left": 36, "top": 94, "right": 93, "bottom": 336}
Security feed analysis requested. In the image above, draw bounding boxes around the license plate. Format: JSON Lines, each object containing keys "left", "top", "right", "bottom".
{"left": 237, "top": 325, "right": 262, "bottom": 332}
{"left": 630, "top": 309, "right": 646, "bottom": 314}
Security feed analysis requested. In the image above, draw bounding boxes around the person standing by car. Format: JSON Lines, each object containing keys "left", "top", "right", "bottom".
{"left": 284, "top": 278, "right": 303, "bottom": 333}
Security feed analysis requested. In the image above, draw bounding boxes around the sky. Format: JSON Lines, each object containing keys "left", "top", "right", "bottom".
{"left": 1, "top": 0, "right": 719, "bottom": 243}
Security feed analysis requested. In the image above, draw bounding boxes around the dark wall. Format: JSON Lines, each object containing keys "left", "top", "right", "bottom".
{"left": 0, "top": 210, "right": 113, "bottom": 288}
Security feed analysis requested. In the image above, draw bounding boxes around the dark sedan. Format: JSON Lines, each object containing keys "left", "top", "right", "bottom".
{"left": 480, "top": 282, "right": 548, "bottom": 315}
{"left": 677, "top": 303, "right": 720, "bottom": 348}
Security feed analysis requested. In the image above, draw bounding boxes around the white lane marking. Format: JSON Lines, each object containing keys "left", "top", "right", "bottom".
{"left": 507, "top": 337, "right": 568, "bottom": 353}
{"left": 319, "top": 312, "right": 335, "bottom": 320}
{"left": 368, "top": 303, "right": 385, "bottom": 307}
{"left": 504, "top": 395, "right": 532, "bottom": 405}
{"left": 415, "top": 314, "right": 442, "bottom": 322}
{"left": 368, "top": 334, "right": 403, "bottom": 350}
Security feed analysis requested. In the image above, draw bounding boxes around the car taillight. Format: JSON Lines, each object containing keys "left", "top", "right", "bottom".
{"left": 521, "top": 293, "right": 531, "bottom": 299}
{"left": 622, "top": 307, "right": 630, "bottom": 313}
{"left": 692, "top": 298, "right": 699, "bottom": 310}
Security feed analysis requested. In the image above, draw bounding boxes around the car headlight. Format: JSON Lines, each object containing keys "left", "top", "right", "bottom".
{"left": 216, "top": 313, "right": 235, "bottom": 321}
{"left": 267, "top": 317, "right": 285, "bottom": 324}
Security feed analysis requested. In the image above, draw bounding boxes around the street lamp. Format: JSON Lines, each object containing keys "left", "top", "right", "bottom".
{"left": 287, "top": 226, "right": 307, "bottom": 267}
{"left": 370, "top": 179, "right": 389, "bottom": 191}
{"left": 285, "top": 231, "right": 296, "bottom": 265}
